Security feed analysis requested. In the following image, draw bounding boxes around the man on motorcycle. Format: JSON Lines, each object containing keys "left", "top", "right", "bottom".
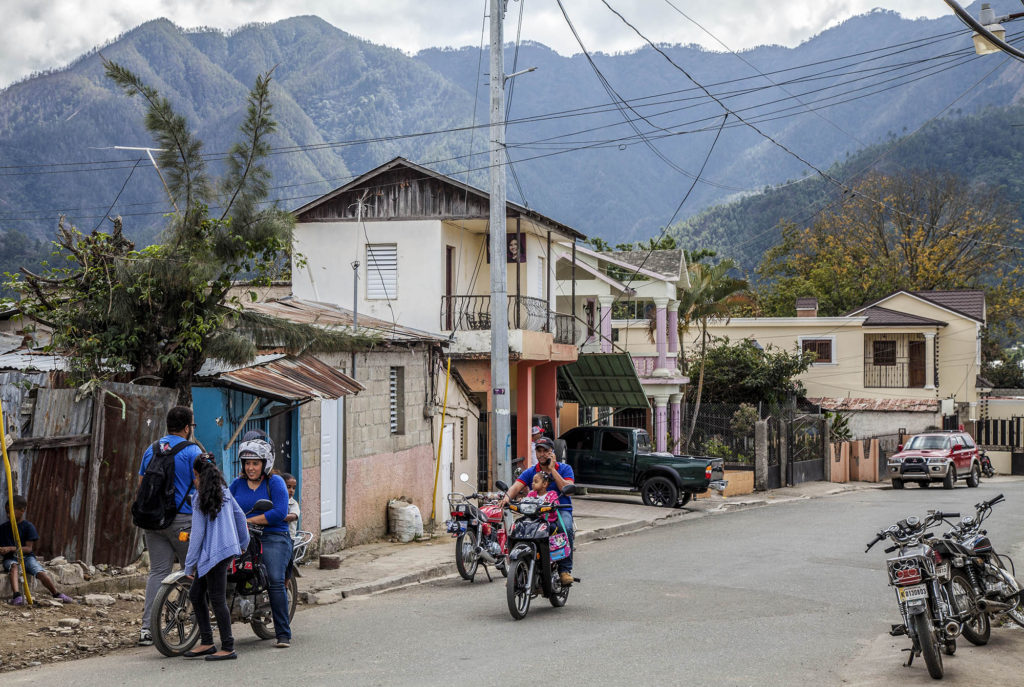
{"left": 502, "top": 438, "right": 575, "bottom": 585}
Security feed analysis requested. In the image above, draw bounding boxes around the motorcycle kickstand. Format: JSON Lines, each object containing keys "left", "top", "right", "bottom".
{"left": 901, "top": 646, "right": 918, "bottom": 668}
{"left": 483, "top": 565, "right": 493, "bottom": 583}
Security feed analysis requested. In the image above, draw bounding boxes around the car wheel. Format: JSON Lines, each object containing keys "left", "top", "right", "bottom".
{"left": 966, "top": 464, "right": 980, "bottom": 488}
{"left": 891, "top": 479, "right": 904, "bottom": 489}
{"left": 943, "top": 467, "right": 954, "bottom": 490}
{"left": 640, "top": 476, "right": 678, "bottom": 508}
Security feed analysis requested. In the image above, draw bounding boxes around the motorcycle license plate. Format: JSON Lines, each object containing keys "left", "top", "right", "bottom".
{"left": 935, "top": 563, "right": 949, "bottom": 579}
{"left": 898, "top": 584, "right": 929, "bottom": 602}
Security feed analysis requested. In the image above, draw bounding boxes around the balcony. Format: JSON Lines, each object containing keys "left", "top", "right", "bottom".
{"left": 441, "top": 295, "right": 580, "bottom": 345}
{"left": 863, "top": 356, "right": 926, "bottom": 388}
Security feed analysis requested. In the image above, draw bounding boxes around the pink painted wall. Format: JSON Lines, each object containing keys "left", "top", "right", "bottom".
{"left": 344, "top": 444, "right": 435, "bottom": 546}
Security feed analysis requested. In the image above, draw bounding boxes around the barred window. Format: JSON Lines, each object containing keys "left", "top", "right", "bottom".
{"left": 872, "top": 340, "right": 897, "bottom": 366}
{"left": 801, "top": 338, "right": 833, "bottom": 364}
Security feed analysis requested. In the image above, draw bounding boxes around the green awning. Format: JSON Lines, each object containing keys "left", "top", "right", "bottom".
{"left": 557, "top": 353, "right": 650, "bottom": 409}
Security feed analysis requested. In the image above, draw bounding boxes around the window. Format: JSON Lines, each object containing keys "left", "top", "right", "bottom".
{"left": 601, "top": 429, "right": 631, "bottom": 452}
{"left": 389, "top": 367, "right": 405, "bottom": 434}
{"left": 563, "top": 428, "right": 593, "bottom": 452}
{"left": 801, "top": 337, "right": 834, "bottom": 364}
{"left": 872, "top": 340, "right": 897, "bottom": 366}
{"left": 905, "top": 435, "right": 950, "bottom": 450}
{"left": 366, "top": 244, "right": 398, "bottom": 300}
{"left": 536, "top": 256, "right": 545, "bottom": 297}
{"left": 960, "top": 434, "right": 976, "bottom": 449}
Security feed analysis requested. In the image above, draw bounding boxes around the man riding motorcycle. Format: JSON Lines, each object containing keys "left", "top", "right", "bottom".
{"left": 501, "top": 437, "right": 576, "bottom": 585}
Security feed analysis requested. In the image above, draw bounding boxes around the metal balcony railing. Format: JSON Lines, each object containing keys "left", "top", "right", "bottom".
{"left": 863, "top": 355, "right": 926, "bottom": 388}
{"left": 440, "top": 295, "right": 581, "bottom": 345}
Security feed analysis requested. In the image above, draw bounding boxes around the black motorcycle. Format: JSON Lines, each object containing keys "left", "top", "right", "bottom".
{"left": 150, "top": 499, "right": 301, "bottom": 657}
{"left": 499, "top": 480, "right": 578, "bottom": 620}
{"left": 978, "top": 450, "right": 995, "bottom": 479}
{"left": 866, "top": 511, "right": 978, "bottom": 680}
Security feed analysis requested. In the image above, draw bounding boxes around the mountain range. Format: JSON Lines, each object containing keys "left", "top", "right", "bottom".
{"left": 2, "top": 5, "right": 1023, "bottom": 280}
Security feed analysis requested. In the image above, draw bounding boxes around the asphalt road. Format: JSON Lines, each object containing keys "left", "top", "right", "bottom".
{"left": 7, "top": 479, "right": 1024, "bottom": 686}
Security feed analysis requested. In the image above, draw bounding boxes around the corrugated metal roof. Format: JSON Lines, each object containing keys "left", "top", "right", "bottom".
{"left": 243, "top": 297, "right": 447, "bottom": 343}
{"left": 807, "top": 397, "right": 939, "bottom": 413}
{"left": 197, "top": 354, "right": 286, "bottom": 377}
{"left": 0, "top": 351, "right": 68, "bottom": 372}
{"left": 558, "top": 353, "right": 649, "bottom": 409}
{"left": 203, "top": 353, "right": 364, "bottom": 402}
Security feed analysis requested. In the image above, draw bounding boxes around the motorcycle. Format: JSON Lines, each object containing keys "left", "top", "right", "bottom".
{"left": 501, "top": 480, "right": 578, "bottom": 620}
{"left": 150, "top": 499, "right": 303, "bottom": 657}
{"left": 866, "top": 510, "right": 975, "bottom": 680}
{"left": 445, "top": 473, "right": 511, "bottom": 581}
{"left": 943, "top": 493, "right": 1024, "bottom": 628}
{"left": 978, "top": 451, "right": 995, "bottom": 479}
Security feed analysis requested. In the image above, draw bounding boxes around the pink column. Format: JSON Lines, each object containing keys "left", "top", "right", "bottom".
{"left": 667, "top": 299, "right": 679, "bottom": 355}
{"left": 669, "top": 393, "right": 682, "bottom": 453}
{"left": 655, "top": 297, "right": 668, "bottom": 371}
{"left": 598, "top": 296, "right": 613, "bottom": 353}
{"left": 654, "top": 396, "right": 668, "bottom": 453}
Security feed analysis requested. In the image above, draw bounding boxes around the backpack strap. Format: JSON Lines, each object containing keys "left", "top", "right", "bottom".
{"left": 167, "top": 441, "right": 196, "bottom": 516}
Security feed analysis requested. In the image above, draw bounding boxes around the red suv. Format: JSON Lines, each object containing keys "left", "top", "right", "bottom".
{"left": 887, "top": 431, "right": 982, "bottom": 490}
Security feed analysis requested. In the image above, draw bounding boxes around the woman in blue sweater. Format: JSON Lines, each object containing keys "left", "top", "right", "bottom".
{"left": 229, "top": 435, "right": 293, "bottom": 648}
{"left": 183, "top": 455, "right": 249, "bottom": 661}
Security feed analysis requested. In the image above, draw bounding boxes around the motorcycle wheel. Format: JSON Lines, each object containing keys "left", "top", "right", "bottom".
{"left": 549, "top": 572, "right": 570, "bottom": 608}
{"left": 506, "top": 558, "right": 532, "bottom": 620}
{"left": 912, "top": 609, "right": 944, "bottom": 679}
{"left": 950, "top": 572, "right": 990, "bottom": 645}
{"left": 151, "top": 579, "right": 200, "bottom": 657}
{"left": 251, "top": 573, "right": 298, "bottom": 640}
{"left": 455, "top": 531, "right": 480, "bottom": 581}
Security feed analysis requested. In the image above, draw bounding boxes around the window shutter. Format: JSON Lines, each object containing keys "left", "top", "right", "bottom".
{"left": 367, "top": 244, "right": 398, "bottom": 299}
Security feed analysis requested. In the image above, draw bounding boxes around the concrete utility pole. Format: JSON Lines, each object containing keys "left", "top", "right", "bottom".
{"left": 489, "top": 0, "right": 513, "bottom": 486}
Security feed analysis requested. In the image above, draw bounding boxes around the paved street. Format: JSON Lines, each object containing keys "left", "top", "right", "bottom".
{"left": 6, "top": 479, "right": 1024, "bottom": 686}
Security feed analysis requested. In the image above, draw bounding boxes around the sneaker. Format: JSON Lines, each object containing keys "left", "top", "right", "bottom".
{"left": 558, "top": 572, "right": 574, "bottom": 586}
{"left": 54, "top": 593, "right": 74, "bottom": 604}
{"left": 274, "top": 639, "right": 290, "bottom": 648}
{"left": 138, "top": 629, "right": 154, "bottom": 646}
{"left": 10, "top": 595, "right": 25, "bottom": 606}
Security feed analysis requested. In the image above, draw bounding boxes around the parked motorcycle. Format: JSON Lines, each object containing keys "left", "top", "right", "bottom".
{"left": 866, "top": 510, "right": 976, "bottom": 680}
{"left": 501, "top": 480, "right": 578, "bottom": 620}
{"left": 150, "top": 499, "right": 302, "bottom": 657}
{"left": 978, "top": 451, "right": 995, "bottom": 479}
{"left": 943, "top": 493, "right": 1024, "bottom": 628}
{"left": 445, "top": 473, "right": 511, "bottom": 581}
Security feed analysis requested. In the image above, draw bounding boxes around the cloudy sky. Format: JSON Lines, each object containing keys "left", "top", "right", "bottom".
{"left": 1, "top": 0, "right": 957, "bottom": 88}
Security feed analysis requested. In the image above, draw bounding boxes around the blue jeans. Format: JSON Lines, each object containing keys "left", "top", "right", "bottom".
{"left": 260, "top": 531, "right": 292, "bottom": 641}
{"left": 554, "top": 510, "right": 574, "bottom": 574}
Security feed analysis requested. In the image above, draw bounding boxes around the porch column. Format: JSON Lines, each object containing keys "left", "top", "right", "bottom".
{"left": 667, "top": 299, "right": 679, "bottom": 357}
{"left": 654, "top": 395, "right": 669, "bottom": 453}
{"left": 654, "top": 297, "right": 669, "bottom": 372}
{"left": 598, "top": 295, "right": 613, "bottom": 354}
{"left": 669, "top": 393, "right": 683, "bottom": 453}
{"left": 535, "top": 363, "right": 559, "bottom": 426}
{"left": 516, "top": 362, "right": 536, "bottom": 466}
{"left": 924, "top": 332, "right": 936, "bottom": 390}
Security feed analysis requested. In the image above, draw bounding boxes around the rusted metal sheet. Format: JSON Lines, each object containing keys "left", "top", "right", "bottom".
{"left": 243, "top": 298, "right": 445, "bottom": 342}
{"left": 213, "top": 354, "right": 364, "bottom": 402}
{"left": 0, "top": 371, "right": 49, "bottom": 507}
{"left": 93, "top": 382, "right": 179, "bottom": 566}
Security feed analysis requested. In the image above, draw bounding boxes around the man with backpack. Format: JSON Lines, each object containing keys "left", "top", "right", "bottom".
{"left": 134, "top": 406, "right": 202, "bottom": 646}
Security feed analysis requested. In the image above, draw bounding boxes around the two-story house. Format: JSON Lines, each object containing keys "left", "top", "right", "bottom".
{"left": 683, "top": 291, "right": 986, "bottom": 438}
{"left": 552, "top": 244, "right": 691, "bottom": 452}
{"left": 291, "top": 157, "right": 591, "bottom": 486}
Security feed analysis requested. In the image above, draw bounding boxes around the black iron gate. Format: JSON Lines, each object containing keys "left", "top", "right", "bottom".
{"left": 766, "top": 418, "right": 782, "bottom": 490}
{"left": 787, "top": 414, "right": 825, "bottom": 485}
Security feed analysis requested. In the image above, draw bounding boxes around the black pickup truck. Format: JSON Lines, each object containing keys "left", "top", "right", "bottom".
{"left": 559, "top": 425, "right": 727, "bottom": 508}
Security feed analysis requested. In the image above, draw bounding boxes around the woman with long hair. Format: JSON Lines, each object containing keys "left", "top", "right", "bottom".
{"left": 183, "top": 454, "right": 249, "bottom": 661}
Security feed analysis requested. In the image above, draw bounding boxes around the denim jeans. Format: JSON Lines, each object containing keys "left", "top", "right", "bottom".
{"left": 189, "top": 557, "right": 233, "bottom": 651}
{"left": 554, "top": 510, "right": 574, "bottom": 574}
{"left": 142, "top": 513, "right": 191, "bottom": 631}
{"left": 260, "top": 531, "right": 292, "bottom": 641}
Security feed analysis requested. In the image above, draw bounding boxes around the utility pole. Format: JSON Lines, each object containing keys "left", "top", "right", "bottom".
{"left": 489, "top": 0, "right": 512, "bottom": 486}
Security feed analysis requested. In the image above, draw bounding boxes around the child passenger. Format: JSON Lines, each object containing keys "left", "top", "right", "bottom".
{"left": 280, "top": 473, "right": 300, "bottom": 538}
{"left": 526, "top": 472, "right": 559, "bottom": 522}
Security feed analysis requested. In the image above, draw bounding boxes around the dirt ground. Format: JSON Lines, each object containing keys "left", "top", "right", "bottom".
{"left": 0, "top": 595, "right": 144, "bottom": 672}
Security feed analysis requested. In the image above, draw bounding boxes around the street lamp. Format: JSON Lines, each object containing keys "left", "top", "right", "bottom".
{"left": 943, "top": 1, "right": 1024, "bottom": 59}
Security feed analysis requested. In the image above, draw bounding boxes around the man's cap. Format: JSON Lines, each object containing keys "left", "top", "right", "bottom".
{"left": 535, "top": 437, "right": 555, "bottom": 451}
{"left": 531, "top": 425, "right": 544, "bottom": 436}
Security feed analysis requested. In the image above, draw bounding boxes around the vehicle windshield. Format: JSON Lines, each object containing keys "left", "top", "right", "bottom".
{"left": 637, "top": 432, "right": 651, "bottom": 453}
{"left": 905, "top": 435, "right": 950, "bottom": 450}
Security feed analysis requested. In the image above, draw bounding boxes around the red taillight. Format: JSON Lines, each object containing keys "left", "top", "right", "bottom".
{"left": 705, "top": 465, "right": 712, "bottom": 478}
{"left": 895, "top": 567, "right": 922, "bottom": 585}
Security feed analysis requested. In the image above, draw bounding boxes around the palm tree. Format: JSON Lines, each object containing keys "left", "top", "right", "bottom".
{"left": 678, "top": 259, "right": 748, "bottom": 451}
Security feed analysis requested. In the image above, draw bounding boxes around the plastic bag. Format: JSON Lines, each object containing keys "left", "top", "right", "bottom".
{"left": 388, "top": 499, "right": 424, "bottom": 543}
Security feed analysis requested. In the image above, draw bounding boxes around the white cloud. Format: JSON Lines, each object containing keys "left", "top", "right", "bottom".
{"left": 0, "top": 0, "right": 955, "bottom": 88}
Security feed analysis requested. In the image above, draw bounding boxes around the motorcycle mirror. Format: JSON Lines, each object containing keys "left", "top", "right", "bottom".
{"left": 562, "top": 483, "right": 576, "bottom": 495}
{"left": 252, "top": 499, "right": 273, "bottom": 512}
{"left": 459, "top": 472, "right": 471, "bottom": 484}
{"left": 495, "top": 480, "right": 510, "bottom": 492}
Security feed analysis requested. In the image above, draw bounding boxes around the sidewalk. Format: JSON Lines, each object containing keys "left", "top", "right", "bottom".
{"left": 297, "top": 479, "right": 886, "bottom": 605}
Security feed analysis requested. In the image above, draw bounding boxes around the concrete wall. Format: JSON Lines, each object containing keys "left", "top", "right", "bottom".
{"left": 842, "top": 411, "right": 940, "bottom": 441}
{"left": 299, "top": 401, "right": 322, "bottom": 547}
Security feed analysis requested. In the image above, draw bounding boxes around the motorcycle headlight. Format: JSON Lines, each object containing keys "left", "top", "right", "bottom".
{"left": 518, "top": 503, "right": 539, "bottom": 515}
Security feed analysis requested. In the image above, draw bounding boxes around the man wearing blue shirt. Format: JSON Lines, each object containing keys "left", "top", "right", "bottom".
{"left": 502, "top": 438, "right": 576, "bottom": 585}
{"left": 137, "top": 406, "right": 202, "bottom": 646}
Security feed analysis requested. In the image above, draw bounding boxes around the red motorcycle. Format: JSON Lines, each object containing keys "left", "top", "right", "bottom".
{"left": 445, "top": 473, "right": 512, "bottom": 581}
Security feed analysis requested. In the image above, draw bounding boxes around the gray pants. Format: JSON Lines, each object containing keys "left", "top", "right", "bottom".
{"left": 141, "top": 513, "right": 192, "bottom": 631}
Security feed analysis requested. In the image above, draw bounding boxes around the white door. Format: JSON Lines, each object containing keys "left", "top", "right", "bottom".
{"left": 320, "top": 398, "right": 341, "bottom": 530}
{"left": 439, "top": 423, "right": 454, "bottom": 515}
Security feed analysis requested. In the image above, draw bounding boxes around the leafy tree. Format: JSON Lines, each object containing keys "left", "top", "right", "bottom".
{"left": 9, "top": 60, "right": 371, "bottom": 401}
{"left": 689, "top": 337, "right": 814, "bottom": 406}
{"left": 754, "top": 171, "right": 1024, "bottom": 340}
{"left": 678, "top": 259, "right": 749, "bottom": 449}
{"left": 981, "top": 345, "right": 1024, "bottom": 388}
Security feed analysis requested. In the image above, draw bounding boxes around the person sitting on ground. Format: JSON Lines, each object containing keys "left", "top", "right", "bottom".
{"left": 0, "top": 495, "right": 75, "bottom": 605}
{"left": 183, "top": 455, "right": 249, "bottom": 661}
{"left": 279, "top": 472, "right": 300, "bottom": 538}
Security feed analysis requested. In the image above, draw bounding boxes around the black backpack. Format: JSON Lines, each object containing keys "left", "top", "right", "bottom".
{"left": 131, "top": 440, "right": 196, "bottom": 530}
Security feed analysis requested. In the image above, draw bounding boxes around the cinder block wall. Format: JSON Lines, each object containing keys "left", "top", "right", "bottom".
{"left": 299, "top": 401, "right": 322, "bottom": 548}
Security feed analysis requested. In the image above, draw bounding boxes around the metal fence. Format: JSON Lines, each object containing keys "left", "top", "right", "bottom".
{"left": 683, "top": 402, "right": 765, "bottom": 465}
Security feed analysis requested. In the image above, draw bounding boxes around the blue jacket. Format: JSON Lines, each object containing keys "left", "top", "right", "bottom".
{"left": 230, "top": 474, "right": 290, "bottom": 534}
{"left": 184, "top": 487, "right": 250, "bottom": 578}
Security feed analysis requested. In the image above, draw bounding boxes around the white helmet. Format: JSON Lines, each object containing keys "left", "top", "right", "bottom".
{"left": 238, "top": 438, "right": 274, "bottom": 475}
